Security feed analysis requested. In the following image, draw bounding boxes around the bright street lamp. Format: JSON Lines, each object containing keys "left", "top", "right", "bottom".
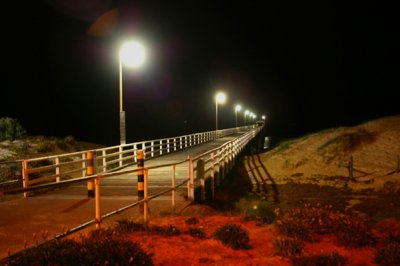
{"left": 262, "top": 115, "right": 266, "bottom": 120}
{"left": 235, "top": 104, "right": 242, "bottom": 127}
{"left": 215, "top": 92, "right": 226, "bottom": 131}
{"left": 118, "top": 40, "right": 146, "bottom": 145}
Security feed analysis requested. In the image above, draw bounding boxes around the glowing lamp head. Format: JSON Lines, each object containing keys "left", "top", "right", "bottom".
{"left": 262, "top": 115, "right": 266, "bottom": 120}
{"left": 245, "top": 110, "right": 250, "bottom": 116}
{"left": 235, "top": 104, "right": 242, "bottom": 112}
{"left": 119, "top": 41, "right": 146, "bottom": 68}
{"left": 215, "top": 92, "right": 226, "bottom": 104}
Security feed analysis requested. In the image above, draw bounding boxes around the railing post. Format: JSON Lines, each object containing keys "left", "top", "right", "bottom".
{"left": 172, "top": 164, "right": 176, "bottom": 212}
{"left": 55, "top": 157, "right": 60, "bottom": 183}
{"left": 196, "top": 159, "right": 205, "bottom": 203}
{"left": 95, "top": 175, "right": 101, "bottom": 229}
{"left": 187, "top": 156, "right": 194, "bottom": 201}
{"left": 86, "top": 151, "right": 95, "bottom": 198}
{"left": 211, "top": 152, "right": 215, "bottom": 198}
{"left": 142, "top": 142, "right": 146, "bottom": 158}
{"left": 22, "top": 160, "right": 28, "bottom": 198}
{"left": 167, "top": 139, "right": 170, "bottom": 153}
{"left": 134, "top": 144, "right": 137, "bottom": 163}
{"left": 151, "top": 141, "right": 154, "bottom": 157}
{"left": 102, "top": 150, "right": 107, "bottom": 172}
{"left": 82, "top": 153, "right": 86, "bottom": 177}
{"left": 174, "top": 138, "right": 177, "bottom": 151}
{"left": 160, "top": 140, "right": 163, "bottom": 155}
{"left": 119, "top": 146, "right": 123, "bottom": 167}
{"left": 143, "top": 168, "right": 149, "bottom": 225}
{"left": 220, "top": 150, "right": 226, "bottom": 181}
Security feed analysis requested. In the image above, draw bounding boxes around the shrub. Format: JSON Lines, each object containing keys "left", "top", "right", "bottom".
{"left": 37, "top": 142, "right": 52, "bottom": 153}
{"left": 150, "top": 225, "right": 181, "bottom": 236}
{"left": 275, "top": 203, "right": 375, "bottom": 246}
{"left": 9, "top": 229, "right": 153, "bottom": 266}
{"left": 213, "top": 223, "right": 251, "bottom": 250}
{"left": 185, "top": 216, "right": 199, "bottom": 225}
{"left": 115, "top": 219, "right": 146, "bottom": 233}
{"left": 0, "top": 117, "right": 26, "bottom": 141}
{"left": 334, "top": 215, "right": 376, "bottom": 247}
{"left": 273, "top": 237, "right": 304, "bottom": 257}
{"left": 64, "top": 135, "right": 75, "bottom": 145}
{"left": 291, "top": 251, "right": 346, "bottom": 266}
{"left": 374, "top": 242, "right": 400, "bottom": 266}
{"left": 187, "top": 228, "right": 207, "bottom": 239}
{"left": 235, "top": 198, "right": 276, "bottom": 224}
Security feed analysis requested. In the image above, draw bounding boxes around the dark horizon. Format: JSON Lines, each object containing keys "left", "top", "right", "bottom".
{"left": 2, "top": 1, "right": 397, "bottom": 146}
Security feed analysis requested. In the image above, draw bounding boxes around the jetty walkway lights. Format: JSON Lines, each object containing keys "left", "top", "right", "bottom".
{"left": 244, "top": 110, "right": 250, "bottom": 126}
{"left": 118, "top": 40, "right": 146, "bottom": 145}
{"left": 215, "top": 92, "right": 226, "bottom": 131}
{"left": 235, "top": 104, "right": 242, "bottom": 127}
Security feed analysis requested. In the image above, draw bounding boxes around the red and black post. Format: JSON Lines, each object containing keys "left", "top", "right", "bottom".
{"left": 137, "top": 150, "right": 144, "bottom": 200}
{"left": 87, "top": 151, "right": 95, "bottom": 197}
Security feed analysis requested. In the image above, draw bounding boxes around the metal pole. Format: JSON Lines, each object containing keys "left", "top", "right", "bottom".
{"left": 144, "top": 168, "right": 149, "bottom": 225}
{"left": 172, "top": 164, "right": 176, "bottom": 212}
{"left": 216, "top": 101, "right": 218, "bottom": 131}
{"left": 119, "top": 57, "right": 126, "bottom": 145}
{"left": 95, "top": 175, "right": 101, "bottom": 229}
{"left": 22, "top": 160, "right": 28, "bottom": 198}
{"left": 235, "top": 110, "right": 238, "bottom": 127}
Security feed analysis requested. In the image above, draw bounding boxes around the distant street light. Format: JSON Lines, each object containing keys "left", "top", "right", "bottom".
{"left": 235, "top": 104, "right": 242, "bottom": 127}
{"left": 244, "top": 110, "right": 250, "bottom": 126}
{"left": 118, "top": 40, "right": 146, "bottom": 145}
{"left": 215, "top": 92, "right": 226, "bottom": 131}
{"left": 262, "top": 115, "right": 266, "bottom": 120}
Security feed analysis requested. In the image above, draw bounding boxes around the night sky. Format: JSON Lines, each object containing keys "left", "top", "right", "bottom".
{"left": 2, "top": 1, "right": 397, "bottom": 146}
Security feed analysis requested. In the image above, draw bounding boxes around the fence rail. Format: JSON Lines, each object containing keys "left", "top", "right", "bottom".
{"left": 10, "top": 126, "right": 252, "bottom": 194}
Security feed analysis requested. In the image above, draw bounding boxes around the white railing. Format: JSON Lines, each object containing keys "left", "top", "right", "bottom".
{"left": 19, "top": 126, "right": 254, "bottom": 192}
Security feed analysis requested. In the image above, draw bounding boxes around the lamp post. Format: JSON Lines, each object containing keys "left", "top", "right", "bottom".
{"left": 215, "top": 92, "right": 226, "bottom": 131}
{"left": 118, "top": 40, "right": 146, "bottom": 145}
{"left": 235, "top": 104, "right": 242, "bottom": 127}
{"left": 244, "top": 110, "right": 249, "bottom": 126}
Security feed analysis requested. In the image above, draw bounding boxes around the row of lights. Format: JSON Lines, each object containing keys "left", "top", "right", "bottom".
{"left": 215, "top": 92, "right": 266, "bottom": 131}
{"left": 118, "top": 40, "right": 265, "bottom": 144}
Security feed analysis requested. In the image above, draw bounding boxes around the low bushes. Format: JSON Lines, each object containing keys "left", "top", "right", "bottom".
{"left": 213, "top": 223, "right": 251, "bottom": 250}
{"left": 8, "top": 229, "right": 153, "bottom": 266}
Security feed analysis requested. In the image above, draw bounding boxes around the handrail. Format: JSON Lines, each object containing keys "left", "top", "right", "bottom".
{"left": 12, "top": 126, "right": 255, "bottom": 192}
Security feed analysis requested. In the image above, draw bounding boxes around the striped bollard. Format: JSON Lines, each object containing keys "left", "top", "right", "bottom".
{"left": 87, "top": 151, "right": 95, "bottom": 197}
{"left": 137, "top": 150, "right": 144, "bottom": 200}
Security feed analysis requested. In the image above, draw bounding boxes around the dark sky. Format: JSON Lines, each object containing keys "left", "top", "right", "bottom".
{"left": 2, "top": 1, "right": 397, "bottom": 145}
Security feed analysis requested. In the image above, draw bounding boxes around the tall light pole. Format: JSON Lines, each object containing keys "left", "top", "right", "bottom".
{"left": 235, "top": 104, "right": 242, "bottom": 127}
{"left": 118, "top": 40, "right": 146, "bottom": 145}
{"left": 215, "top": 92, "right": 226, "bottom": 131}
{"left": 244, "top": 110, "right": 249, "bottom": 126}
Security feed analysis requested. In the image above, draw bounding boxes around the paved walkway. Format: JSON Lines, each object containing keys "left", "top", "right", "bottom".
{"left": 0, "top": 132, "right": 247, "bottom": 259}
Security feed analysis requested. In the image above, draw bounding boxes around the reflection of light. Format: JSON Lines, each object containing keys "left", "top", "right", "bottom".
{"left": 120, "top": 41, "right": 146, "bottom": 68}
{"left": 253, "top": 205, "right": 258, "bottom": 210}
